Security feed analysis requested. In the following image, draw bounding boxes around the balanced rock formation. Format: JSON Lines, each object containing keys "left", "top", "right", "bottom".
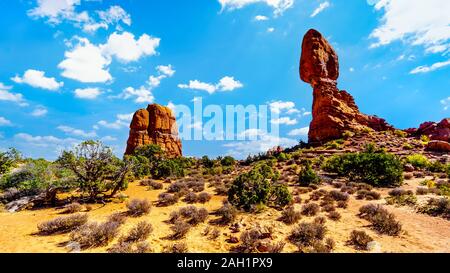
{"left": 406, "top": 118, "right": 450, "bottom": 142}
{"left": 125, "top": 104, "right": 182, "bottom": 158}
{"left": 300, "top": 29, "right": 394, "bottom": 144}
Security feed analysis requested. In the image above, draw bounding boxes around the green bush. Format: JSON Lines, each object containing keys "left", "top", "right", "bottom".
{"left": 201, "top": 156, "right": 215, "bottom": 169}
{"left": 228, "top": 163, "right": 292, "bottom": 211}
{"left": 298, "top": 160, "right": 321, "bottom": 187}
{"left": 322, "top": 144, "right": 403, "bottom": 187}
{"left": 152, "top": 157, "right": 191, "bottom": 179}
{"left": 405, "top": 154, "right": 429, "bottom": 169}
{"left": 220, "top": 156, "right": 236, "bottom": 167}
{"left": 0, "top": 148, "right": 21, "bottom": 175}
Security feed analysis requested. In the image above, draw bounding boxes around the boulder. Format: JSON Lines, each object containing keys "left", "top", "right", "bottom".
{"left": 299, "top": 29, "right": 394, "bottom": 144}
{"left": 125, "top": 104, "right": 182, "bottom": 158}
{"left": 427, "top": 140, "right": 450, "bottom": 153}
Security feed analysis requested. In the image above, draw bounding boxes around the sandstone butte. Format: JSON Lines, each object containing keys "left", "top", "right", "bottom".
{"left": 125, "top": 104, "right": 182, "bottom": 158}
{"left": 299, "top": 29, "right": 394, "bottom": 144}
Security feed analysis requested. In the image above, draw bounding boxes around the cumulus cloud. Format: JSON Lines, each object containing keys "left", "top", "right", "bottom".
{"left": 157, "top": 65, "right": 176, "bottom": 77}
{"left": 12, "top": 69, "right": 63, "bottom": 91}
{"left": 219, "top": 0, "right": 294, "bottom": 16}
{"left": 178, "top": 76, "right": 243, "bottom": 94}
{"left": 59, "top": 32, "right": 160, "bottom": 83}
{"left": 97, "top": 113, "right": 132, "bottom": 130}
{"left": 271, "top": 117, "right": 298, "bottom": 125}
{"left": 98, "top": 5, "right": 131, "bottom": 26}
{"left": 368, "top": 0, "right": 450, "bottom": 54}
{"left": 118, "top": 86, "right": 154, "bottom": 104}
{"left": 0, "top": 117, "right": 12, "bottom": 126}
{"left": 28, "top": 0, "right": 88, "bottom": 24}
{"left": 410, "top": 59, "right": 450, "bottom": 74}
{"left": 288, "top": 127, "right": 309, "bottom": 137}
{"left": 254, "top": 15, "right": 269, "bottom": 21}
{"left": 58, "top": 37, "right": 112, "bottom": 83}
{"left": 311, "top": 1, "right": 330, "bottom": 17}
{"left": 14, "top": 133, "right": 80, "bottom": 148}
{"left": 0, "top": 83, "right": 27, "bottom": 106}
{"left": 57, "top": 125, "right": 97, "bottom": 138}
{"left": 31, "top": 106, "right": 48, "bottom": 117}
{"left": 74, "top": 87, "right": 102, "bottom": 99}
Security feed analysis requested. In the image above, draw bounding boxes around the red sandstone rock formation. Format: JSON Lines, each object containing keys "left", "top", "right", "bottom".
{"left": 300, "top": 29, "right": 394, "bottom": 144}
{"left": 427, "top": 140, "right": 450, "bottom": 153}
{"left": 125, "top": 104, "right": 182, "bottom": 158}
{"left": 406, "top": 118, "right": 450, "bottom": 142}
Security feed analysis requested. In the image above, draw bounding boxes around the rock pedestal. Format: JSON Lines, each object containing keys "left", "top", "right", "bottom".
{"left": 300, "top": 29, "right": 394, "bottom": 144}
{"left": 125, "top": 104, "right": 182, "bottom": 158}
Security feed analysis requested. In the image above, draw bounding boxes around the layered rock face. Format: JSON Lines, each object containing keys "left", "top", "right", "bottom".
{"left": 125, "top": 104, "right": 182, "bottom": 158}
{"left": 406, "top": 118, "right": 450, "bottom": 142}
{"left": 300, "top": 29, "right": 394, "bottom": 144}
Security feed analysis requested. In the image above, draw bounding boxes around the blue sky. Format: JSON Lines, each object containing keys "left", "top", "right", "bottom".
{"left": 0, "top": 0, "right": 449, "bottom": 160}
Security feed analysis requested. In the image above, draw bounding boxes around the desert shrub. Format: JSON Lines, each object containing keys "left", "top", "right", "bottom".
{"left": 322, "top": 204, "right": 336, "bottom": 213}
{"left": 70, "top": 220, "right": 121, "bottom": 249}
{"left": 187, "top": 181, "right": 205, "bottom": 192}
{"left": 108, "top": 212, "right": 127, "bottom": 226}
{"left": 63, "top": 202, "right": 83, "bottom": 214}
{"left": 406, "top": 154, "right": 429, "bottom": 169}
{"left": 126, "top": 199, "right": 151, "bottom": 217}
{"left": 386, "top": 189, "right": 417, "bottom": 206}
{"left": 220, "top": 156, "right": 236, "bottom": 167}
{"left": 280, "top": 206, "right": 302, "bottom": 225}
{"left": 328, "top": 190, "right": 350, "bottom": 202}
{"left": 164, "top": 242, "right": 188, "bottom": 253}
{"left": 322, "top": 145, "right": 403, "bottom": 187}
{"left": 183, "top": 192, "right": 198, "bottom": 204}
{"left": 394, "top": 130, "right": 407, "bottom": 138}
{"left": 298, "top": 160, "right": 321, "bottom": 187}
{"left": 349, "top": 230, "right": 373, "bottom": 250}
{"left": 356, "top": 190, "right": 381, "bottom": 201}
{"left": 127, "top": 155, "right": 152, "bottom": 179}
{"left": 120, "top": 221, "right": 153, "bottom": 243}
{"left": 416, "top": 187, "right": 429, "bottom": 195}
{"left": 301, "top": 203, "right": 320, "bottom": 217}
{"left": 327, "top": 211, "right": 341, "bottom": 221}
{"left": 418, "top": 198, "right": 450, "bottom": 219}
{"left": 108, "top": 241, "right": 152, "bottom": 253}
{"left": 304, "top": 238, "right": 335, "bottom": 253}
{"left": 404, "top": 173, "right": 414, "bottom": 180}
{"left": 234, "top": 229, "right": 263, "bottom": 253}
{"left": 170, "top": 220, "right": 192, "bottom": 239}
{"left": 267, "top": 242, "right": 286, "bottom": 253}
{"left": 358, "top": 204, "right": 402, "bottom": 236}
{"left": 141, "top": 179, "right": 164, "bottom": 190}
{"left": 337, "top": 200, "right": 349, "bottom": 209}
{"left": 0, "top": 148, "right": 21, "bottom": 175}
{"left": 167, "top": 181, "right": 188, "bottom": 194}
{"left": 157, "top": 193, "right": 179, "bottom": 207}
{"left": 427, "top": 161, "right": 446, "bottom": 173}
{"left": 37, "top": 214, "right": 88, "bottom": 235}
{"left": 197, "top": 192, "right": 212, "bottom": 204}
{"left": 213, "top": 201, "right": 237, "bottom": 225}
{"left": 56, "top": 141, "right": 132, "bottom": 200}
{"left": 288, "top": 221, "right": 327, "bottom": 248}
{"left": 228, "top": 163, "right": 291, "bottom": 210}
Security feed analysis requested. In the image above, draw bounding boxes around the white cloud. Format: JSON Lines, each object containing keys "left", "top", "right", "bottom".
{"left": 57, "top": 125, "right": 97, "bottom": 138}
{"left": 268, "top": 100, "right": 295, "bottom": 114}
{"left": 118, "top": 86, "right": 154, "bottom": 104}
{"left": 28, "top": 0, "right": 87, "bottom": 24}
{"left": 224, "top": 131, "right": 297, "bottom": 158}
{"left": 31, "top": 106, "right": 48, "bottom": 117}
{"left": 271, "top": 117, "right": 298, "bottom": 125}
{"left": 311, "top": 1, "right": 330, "bottom": 17}
{"left": 157, "top": 65, "right": 176, "bottom": 77}
{"left": 288, "top": 127, "right": 309, "bottom": 137}
{"left": 58, "top": 37, "right": 112, "bottom": 83}
{"left": 101, "top": 32, "right": 160, "bottom": 63}
{"left": 219, "top": 0, "right": 294, "bottom": 16}
{"left": 101, "top": 136, "right": 118, "bottom": 142}
{"left": 59, "top": 32, "right": 160, "bottom": 83}
{"left": 441, "top": 97, "right": 450, "bottom": 111}
{"left": 98, "top": 5, "right": 131, "bottom": 26}
{"left": 74, "top": 87, "right": 102, "bottom": 99}
{"left": 14, "top": 133, "right": 80, "bottom": 148}
{"left": 12, "top": 69, "right": 63, "bottom": 91}
{"left": 267, "top": 27, "right": 275, "bottom": 33}
{"left": 254, "top": 15, "right": 269, "bottom": 21}
{"left": 97, "top": 113, "right": 131, "bottom": 130}
{"left": 178, "top": 76, "right": 243, "bottom": 94}
{"left": 368, "top": 0, "right": 450, "bottom": 54}
{"left": 0, "top": 83, "right": 27, "bottom": 106}
{"left": 410, "top": 59, "right": 450, "bottom": 74}
{"left": 0, "top": 117, "right": 12, "bottom": 126}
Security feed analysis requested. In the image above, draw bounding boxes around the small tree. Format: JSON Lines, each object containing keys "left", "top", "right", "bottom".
{"left": 56, "top": 141, "right": 132, "bottom": 201}
{"left": 0, "top": 148, "right": 21, "bottom": 175}
{"left": 299, "top": 160, "right": 321, "bottom": 187}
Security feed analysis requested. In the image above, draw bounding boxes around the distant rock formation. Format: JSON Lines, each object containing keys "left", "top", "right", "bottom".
{"left": 125, "top": 104, "right": 182, "bottom": 158}
{"left": 300, "top": 29, "right": 394, "bottom": 144}
{"left": 406, "top": 118, "right": 450, "bottom": 142}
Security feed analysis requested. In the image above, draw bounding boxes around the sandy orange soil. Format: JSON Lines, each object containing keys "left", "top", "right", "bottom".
{"left": 0, "top": 177, "right": 449, "bottom": 253}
